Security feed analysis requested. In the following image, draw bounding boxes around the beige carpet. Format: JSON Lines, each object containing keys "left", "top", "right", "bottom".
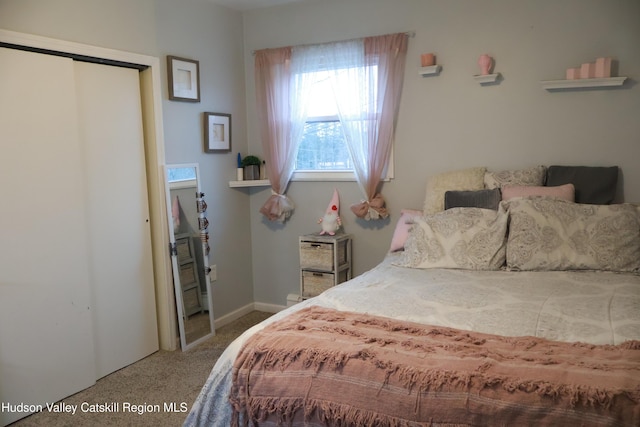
{"left": 10, "top": 311, "right": 273, "bottom": 427}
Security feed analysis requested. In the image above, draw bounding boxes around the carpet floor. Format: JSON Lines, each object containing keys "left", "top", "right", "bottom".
{"left": 9, "top": 311, "right": 273, "bottom": 427}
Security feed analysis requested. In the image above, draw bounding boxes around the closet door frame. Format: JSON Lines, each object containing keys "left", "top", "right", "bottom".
{"left": 0, "top": 29, "right": 177, "bottom": 352}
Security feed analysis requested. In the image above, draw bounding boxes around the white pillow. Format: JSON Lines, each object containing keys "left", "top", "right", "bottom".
{"left": 423, "top": 167, "right": 486, "bottom": 214}
{"left": 396, "top": 206, "right": 508, "bottom": 270}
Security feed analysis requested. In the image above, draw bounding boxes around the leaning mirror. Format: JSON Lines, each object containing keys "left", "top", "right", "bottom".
{"left": 164, "top": 164, "right": 215, "bottom": 351}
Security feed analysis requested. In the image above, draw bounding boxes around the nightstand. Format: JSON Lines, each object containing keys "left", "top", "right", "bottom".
{"left": 299, "top": 233, "right": 352, "bottom": 300}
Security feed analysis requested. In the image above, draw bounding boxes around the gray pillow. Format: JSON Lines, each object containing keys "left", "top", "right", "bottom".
{"left": 445, "top": 188, "right": 501, "bottom": 210}
{"left": 546, "top": 166, "right": 618, "bottom": 204}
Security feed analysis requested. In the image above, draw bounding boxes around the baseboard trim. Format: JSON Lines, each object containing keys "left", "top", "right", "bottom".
{"left": 254, "top": 301, "right": 286, "bottom": 314}
{"left": 213, "top": 301, "right": 286, "bottom": 330}
{"left": 213, "top": 303, "right": 254, "bottom": 330}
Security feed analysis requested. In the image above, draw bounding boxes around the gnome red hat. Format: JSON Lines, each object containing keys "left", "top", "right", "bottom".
{"left": 319, "top": 188, "right": 342, "bottom": 235}
{"left": 326, "top": 188, "right": 340, "bottom": 215}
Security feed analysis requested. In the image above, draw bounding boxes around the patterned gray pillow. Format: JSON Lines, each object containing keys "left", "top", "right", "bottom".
{"left": 504, "top": 198, "right": 640, "bottom": 272}
{"left": 396, "top": 206, "right": 508, "bottom": 270}
{"left": 484, "top": 166, "right": 546, "bottom": 189}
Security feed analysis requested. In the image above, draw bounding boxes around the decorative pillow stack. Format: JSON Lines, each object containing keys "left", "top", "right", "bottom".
{"left": 394, "top": 164, "right": 629, "bottom": 273}
{"left": 504, "top": 198, "right": 640, "bottom": 272}
{"left": 396, "top": 206, "right": 508, "bottom": 270}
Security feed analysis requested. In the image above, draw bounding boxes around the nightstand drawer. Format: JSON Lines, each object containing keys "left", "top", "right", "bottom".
{"left": 179, "top": 263, "right": 197, "bottom": 285}
{"left": 182, "top": 286, "right": 201, "bottom": 315}
{"left": 176, "top": 238, "right": 194, "bottom": 263}
{"left": 301, "top": 269, "right": 349, "bottom": 298}
{"left": 300, "top": 242, "right": 332, "bottom": 270}
{"left": 299, "top": 233, "right": 352, "bottom": 301}
{"left": 300, "top": 240, "right": 348, "bottom": 271}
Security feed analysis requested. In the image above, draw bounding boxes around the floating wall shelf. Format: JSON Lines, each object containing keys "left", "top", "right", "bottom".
{"left": 540, "top": 77, "right": 627, "bottom": 90}
{"left": 474, "top": 73, "right": 500, "bottom": 84}
{"left": 228, "top": 179, "right": 271, "bottom": 188}
{"left": 418, "top": 65, "right": 442, "bottom": 76}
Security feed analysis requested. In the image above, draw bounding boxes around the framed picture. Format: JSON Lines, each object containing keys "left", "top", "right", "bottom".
{"left": 204, "top": 112, "right": 231, "bottom": 152}
{"left": 167, "top": 56, "right": 200, "bottom": 102}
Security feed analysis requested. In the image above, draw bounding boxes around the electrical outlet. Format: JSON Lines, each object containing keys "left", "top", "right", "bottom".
{"left": 209, "top": 264, "right": 217, "bottom": 282}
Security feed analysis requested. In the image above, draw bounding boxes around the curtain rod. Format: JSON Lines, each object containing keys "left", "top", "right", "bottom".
{"left": 251, "top": 31, "right": 415, "bottom": 55}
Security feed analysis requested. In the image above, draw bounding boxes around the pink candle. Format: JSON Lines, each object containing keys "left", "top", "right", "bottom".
{"left": 421, "top": 53, "right": 435, "bottom": 67}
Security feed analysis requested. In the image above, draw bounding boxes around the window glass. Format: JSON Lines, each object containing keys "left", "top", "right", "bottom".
{"left": 167, "top": 167, "right": 196, "bottom": 183}
{"left": 295, "top": 71, "right": 352, "bottom": 173}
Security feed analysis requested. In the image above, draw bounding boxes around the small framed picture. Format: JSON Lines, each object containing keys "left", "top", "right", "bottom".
{"left": 204, "top": 112, "right": 231, "bottom": 152}
{"left": 167, "top": 56, "right": 200, "bottom": 102}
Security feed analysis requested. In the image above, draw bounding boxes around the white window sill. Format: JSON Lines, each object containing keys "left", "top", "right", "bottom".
{"left": 291, "top": 171, "right": 356, "bottom": 181}
{"left": 291, "top": 171, "right": 392, "bottom": 182}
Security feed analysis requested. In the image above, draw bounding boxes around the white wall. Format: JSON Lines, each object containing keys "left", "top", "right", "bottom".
{"left": 243, "top": 0, "right": 640, "bottom": 306}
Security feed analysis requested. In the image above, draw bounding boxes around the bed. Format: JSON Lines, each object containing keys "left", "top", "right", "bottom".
{"left": 184, "top": 166, "right": 640, "bottom": 426}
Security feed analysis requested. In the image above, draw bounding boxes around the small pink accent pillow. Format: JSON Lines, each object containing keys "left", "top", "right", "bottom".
{"left": 501, "top": 183, "right": 575, "bottom": 202}
{"left": 389, "top": 209, "right": 423, "bottom": 252}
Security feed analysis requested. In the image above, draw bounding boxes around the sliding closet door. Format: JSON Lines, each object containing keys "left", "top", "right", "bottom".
{"left": 74, "top": 61, "right": 159, "bottom": 379}
{"left": 0, "top": 48, "right": 96, "bottom": 426}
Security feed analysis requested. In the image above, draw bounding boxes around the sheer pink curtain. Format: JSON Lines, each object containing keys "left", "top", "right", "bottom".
{"left": 254, "top": 47, "right": 309, "bottom": 222}
{"left": 332, "top": 33, "right": 408, "bottom": 220}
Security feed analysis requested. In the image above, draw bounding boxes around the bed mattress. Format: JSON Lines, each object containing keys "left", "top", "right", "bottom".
{"left": 184, "top": 253, "right": 640, "bottom": 426}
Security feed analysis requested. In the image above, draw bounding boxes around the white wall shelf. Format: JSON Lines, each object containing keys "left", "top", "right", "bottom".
{"left": 228, "top": 179, "right": 271, "bottom": 188}
{"left": 474, "top": 73, "right": 500, "bottom": 84}
{"left": 418, "top": 65, "right": 442, "bottom": 76}
{"left": 540, "top": 77, "right": 627, "bottom": 90}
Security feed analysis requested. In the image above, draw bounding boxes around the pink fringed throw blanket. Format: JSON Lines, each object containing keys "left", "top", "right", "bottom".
{"left": 230, "top": 306, "right": 640, "bottom": 426}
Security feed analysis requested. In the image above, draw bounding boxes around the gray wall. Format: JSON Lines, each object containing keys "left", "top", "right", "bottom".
{"left": 154, "top": 0, "right": 254, "bottom": 318}
{"left": 243, "top": 0, "right": 640, "bottom": 306}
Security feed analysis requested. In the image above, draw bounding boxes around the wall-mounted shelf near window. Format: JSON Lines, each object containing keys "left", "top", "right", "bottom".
{"left": 228, "top": 179, "right": 271, "bottom": 188}
{"left": 540, "top": 77, "right": 627, "bottom": 90}
{"left": 418, "top": 65, "right": 442, "bottom": 76}
{"left": 474, "top": 73, "right": 500, "bottom": 84}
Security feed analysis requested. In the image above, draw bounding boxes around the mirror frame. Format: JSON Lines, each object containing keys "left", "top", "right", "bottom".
{"left": 164, "top": 163, "right": 215, "bottom": 351}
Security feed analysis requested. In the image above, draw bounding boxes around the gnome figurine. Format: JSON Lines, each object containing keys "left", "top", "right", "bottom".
{"left": 318, "top": 189, "right": 342, "bottom": 235}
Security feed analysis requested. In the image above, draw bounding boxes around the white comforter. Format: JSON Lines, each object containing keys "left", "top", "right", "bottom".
{"left": 184, "top": 253, "right": 640, "bottom": 426}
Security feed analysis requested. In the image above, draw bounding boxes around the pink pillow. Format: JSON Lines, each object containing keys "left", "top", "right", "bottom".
{"left": 501, "top": 183, "right": 575, "bottom": 202}
{"left": 389, "top": 209, "right": 423, "bottom": 252}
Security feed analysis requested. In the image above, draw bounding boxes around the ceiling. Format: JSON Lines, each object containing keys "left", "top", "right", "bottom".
{"left": 207, "top": 0, "right": 306, "bottom": 11}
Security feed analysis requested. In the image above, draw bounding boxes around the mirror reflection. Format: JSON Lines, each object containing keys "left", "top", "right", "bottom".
{"left": 165, "top": 164, "right": 214, "bottom": 350}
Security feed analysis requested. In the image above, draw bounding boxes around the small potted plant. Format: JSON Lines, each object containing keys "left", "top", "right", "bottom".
{"left": 241, "top": 155, "right": 261, "bottom": 180}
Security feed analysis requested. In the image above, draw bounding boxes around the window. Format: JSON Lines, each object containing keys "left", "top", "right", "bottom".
{"left": 292, "top": 65, "right": 393, "bottom": 181}
{"left": 254, "top": 33, "right": 406, "bottom": 221}
{"left": 294, "top": 70, "right": 353, "bottom": 180}
{"left": 167, "top": 167, "right": 196, "bottom": 182}
{"left": 167, "top": 167, "right": 197, "bottom": 190}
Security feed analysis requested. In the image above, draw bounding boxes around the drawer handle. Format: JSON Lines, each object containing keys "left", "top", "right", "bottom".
{"left": 312, "top": 272, "right": 324, "bottom": 277}
{"left": 310, "top": 244, "right": 322, "bottom": 248}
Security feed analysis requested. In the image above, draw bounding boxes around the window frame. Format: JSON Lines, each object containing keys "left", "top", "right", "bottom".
{"left": 292, "top": 113, "right": 395, "bottom": 183}
{"left": 290, "top": 55, "right": 395, "bottom": 183}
